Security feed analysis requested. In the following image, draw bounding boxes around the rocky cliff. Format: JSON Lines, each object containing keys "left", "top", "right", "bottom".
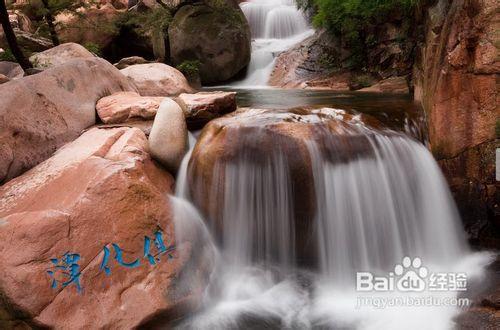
{"left": 414, "top": 0, "right": 499, "bottom": 248}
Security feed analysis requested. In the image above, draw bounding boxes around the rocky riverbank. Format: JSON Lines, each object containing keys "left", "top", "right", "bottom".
{"left": 0, "top": 41, "right": 236, "bottom": 328}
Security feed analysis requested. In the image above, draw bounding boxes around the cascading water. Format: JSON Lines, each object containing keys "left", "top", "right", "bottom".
{"left": 233, "top": 0, "right": 314, "bottom": 87}
{"left": 172, "top": 109, "right": 492, "bottom": 329}
{"left": 307, "top": 127, "right": 468, "bottom": 284}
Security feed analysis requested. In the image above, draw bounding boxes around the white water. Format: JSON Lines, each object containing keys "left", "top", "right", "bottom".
{"left": 172, "top": 112, "right": 493, "bottom": 329}
{"left": 233, "top": 0, "right": 314, "bottom": 87}
{"left": 308, "top": 130, "right": 467, "bottom": 284}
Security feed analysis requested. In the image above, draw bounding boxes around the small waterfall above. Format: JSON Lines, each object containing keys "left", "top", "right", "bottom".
{"left": 233, "top": 0, "right": 314, "bottom": 87}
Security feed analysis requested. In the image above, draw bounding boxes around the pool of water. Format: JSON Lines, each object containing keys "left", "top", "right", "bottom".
{"left": 204, "top": 88, "right": 428, "bottom": 143}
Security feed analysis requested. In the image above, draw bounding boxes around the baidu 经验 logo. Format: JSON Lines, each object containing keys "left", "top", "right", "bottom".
{"left": 356, "top": 256, "right": 467, "bottom": 292}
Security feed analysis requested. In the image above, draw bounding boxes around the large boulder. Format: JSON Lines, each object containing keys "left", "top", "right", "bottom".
{"left": 188, "top": 107, "right": 380, "bottom": 263}
{"left": 169, "top": 0, "right": 251, "bottom": 84}
{"left": 120, "top": 63, "right": 194, "bottom": 96}
{"left": 0, "top": 127, "right": 214, "bottom": 329}
{"left": 148, "top": 98, "right": 188, "bottom": 173}
{"left": 29, "top": 43, "right": 96, "bottom": 69}
{"left": 96, "top": 91, "right": 165, "bottom": 124}
{"left": 414, "top": 0, "right": 499, "bottom": 247}
{"left": 175, "top": 91, "right": 237, "bottom": 129}
{"left": 0, "top": 58, "right": 137, "bottom": 183}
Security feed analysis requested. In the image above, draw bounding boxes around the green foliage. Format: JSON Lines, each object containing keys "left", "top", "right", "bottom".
{"left": 31, "top": 0, "right": 90, "bottom": 19}
{"left": 318, "top": 53, "right": 339, "bottom": 70}
{"left": 0, "top": 48, "right": 17, "bottom": 62}
{"left": 83, "top": 42, "right": 101, "bottom": 56}
{"left": 297, "top": 0, "right": 421, "bottom": 69}
{"left": 176, "top": 60, "right": 201, "bottom": 77}
{"left": 27, "top": 0, "right": 96, "bottom": 42}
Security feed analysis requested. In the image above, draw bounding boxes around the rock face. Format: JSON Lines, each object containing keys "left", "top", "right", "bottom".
{"left": 269, "top": 30, "right": 342, "bottom": 89}
{"left": 358, "top": 76, "right": 409, "bottom": 94}
{"left": 0, "top": 61, "right": 23, "bottom": 80}
{"left": 0, "top": 127, "right": 214, "bottom": 329}
{"left": 149, "top": 98, "right": 188, "bottom": 173}
{"left": 188, "top": 108, "right": 380, "bottom": 264}
{"left": 175, "top": 91, "right": 237, "bottom": 129}
{"left": 120, "top": 63, "right": 194, "bottom": 96}
{"left": 270, "top": 24, "right": 415, "bottom": 90}
{"left": 0, "top": 58, "right": 137, "bottom": 184}
{"left": 169, "top": 0, "right": 251, "bottom": 84}
{"left": 29, "top": 43, "right": 96, "bottom": 69}
{"left": 96, "top": 91, "right": 164, "bottom": 124}
{"left": 114, "top": 56, "right": 150, "bottom": 70}
{"left": 414, "top": 0, "right": 499, "bottom": 247}
{"left": 0, "top": 74, "right": 9, "bottom": 84}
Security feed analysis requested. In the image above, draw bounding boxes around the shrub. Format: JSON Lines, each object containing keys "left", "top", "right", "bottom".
{"left": 83, "top": 42, "right": 102, "bottom": 57}
{"left": 176, "top": 60, "right": 201, "bottom": 77}
{"left": 297, "top": 0, "right": 422, "bottom": 69}
{"left": 0, "top": 48, "right": 17, "bottom": 62}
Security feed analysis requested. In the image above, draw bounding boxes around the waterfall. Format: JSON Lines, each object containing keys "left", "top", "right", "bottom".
{"left": 233, "top": 0, "right": 314, "bottom": 87}
{"left": 172, "top": 112, "right": 492, "bottom": 329}
{"left": 307, "top": 127, "right": 468, "bottom": 284}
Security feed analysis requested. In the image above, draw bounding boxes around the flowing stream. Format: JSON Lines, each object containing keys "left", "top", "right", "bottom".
{"left": 170, "top": 104, "right": 491, "bottom": 329}
{"left": 168, "top": 1, "right": 493, "bottom": 328}
{"left": 232, "top": 0, "right": 314, "bottom": 87}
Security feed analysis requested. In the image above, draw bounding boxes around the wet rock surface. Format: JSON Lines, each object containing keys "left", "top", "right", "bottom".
{"left": 175, "top": 91, "right": 237, "bottom": 129}
{"left": 455, "top": 256, "right": 500, "bottom": 329}
{"left": 270, "top": 23, "right": 415, "bottom": 91}
{"left": 188, "top": 107, "right": 383, "bottom": 264}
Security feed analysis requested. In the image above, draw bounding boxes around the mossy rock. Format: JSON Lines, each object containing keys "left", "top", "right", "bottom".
{"left": 168, "top": 0, "right": 251, "bottom": 84}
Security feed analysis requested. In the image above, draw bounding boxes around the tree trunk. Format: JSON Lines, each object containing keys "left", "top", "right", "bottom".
{"left": 40, "top": 0, "right": 60, "bottom": 46}
{"left": 0, "top": 0, "right": 32, "bottom": 71}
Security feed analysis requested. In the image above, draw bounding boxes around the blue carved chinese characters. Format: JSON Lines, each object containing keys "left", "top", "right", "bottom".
{"left": 48, "top": 230, "right": 176, "bottom": 293}
{"left": 47, "top": 252, "right": 82, "bottom": 293}
{"left": 100, "top": 243, "right": 141, "bottom": 276}
{"left": 144, "top": 231, "right": 175, "bottom": 265}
